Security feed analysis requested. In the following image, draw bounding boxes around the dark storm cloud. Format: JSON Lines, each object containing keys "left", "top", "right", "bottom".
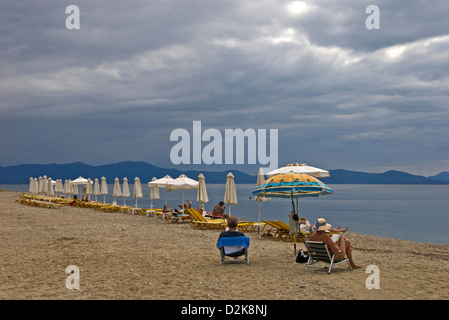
{"left": 1, "top": 0, "right": 448, "bottom": 175}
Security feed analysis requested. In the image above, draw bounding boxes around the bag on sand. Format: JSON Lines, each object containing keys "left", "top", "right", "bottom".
{"left": 296, "top": 249, "right": 309, "bottom": 263}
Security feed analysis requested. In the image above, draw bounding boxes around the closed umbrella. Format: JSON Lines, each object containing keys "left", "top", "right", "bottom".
{"left": 197, "top": 173, "right": 209, "bottom": 204}
{"left": 38, "top": 176, "right": 43, "bottom": 194}
{"left": 29, "top": 177, "right": 34, "bottom": 193}
{"left": 148, "top": 175, "right": 174, "bottom": 206}
{"left": 47, "top": 178, "right": 54, "bottom": 197}
{"left": 113, "top": 177, "right": 121, "bottom": 204}
{"left": 266, "top": 163, "right": 330, "bottom": 179}
{"left": 122, "top": 177, "right": 130, "bottom": 206}
{"left": 63, "top": 179, "right": 71, "bottom": 197}
{"left": 148, "top": 177, "right": 160, "bottom": 209}
{"left": 224, "top": 172, "right": 237, "bottom": 216}
{"left": 252, "top": 172, "right": 333, "bottom": 255}
{"left": 254, "top": 168, "right": 270, "bottom": 233}
{"left": 42, "top": 175, "right": 48, "bottom": 195}
{"left": 93, "top": 178, "right": 100, "bottom": 202}
{"left": 85, "top": 178, "right": 93, "bottom": 201}
{"left": 33, "top": 178, "right": 38, "bottom": 194}
{"left": 133, "top": 177, "right": 143, "bottom": 208}
{"left": 167, "top": 174, "right": 199, "bottom": 208}
{"left": 100, "top": 177, "right": 108, "bottom": 203}
{"left": 55, "top": 179, "right": 64, "bottom": 195}
{"left": 71, "top": 182, "right": 79, "bottom": 196}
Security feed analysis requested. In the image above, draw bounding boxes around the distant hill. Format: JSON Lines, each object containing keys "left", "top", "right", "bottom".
{"left": 0, "top": 161, "right": 257, "bottom": 184}
{"left": 325, "top": 169, "right": 449, "bottom": 185}
{"left": 428, "top": 171, "right": 449, "bottom": 182}
{"left": 1, "top": 162, "right": 448, "bottom": 185}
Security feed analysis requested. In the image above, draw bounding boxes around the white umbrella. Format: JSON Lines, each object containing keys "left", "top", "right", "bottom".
{"left": 167, "top": 174, "right": 199, "bottom": 207}
{"left": 197, "top": 173, "right": 209, "bottom": 204}
{"left": 254, "top": 167, "right": 270, "bottom": 232}
{"left": 71, "top": 182, "right": 79, "bottom": 196}
{"left": 28, "top": 177, "right": 34, "bottom": 193}
{"left": 148, "top": 177, "right": 160, "bottom": 209}
{"left": 47, "top": 178, "right": 54, "bottom": 196}
{"left": 265, "top": 163, "right": 330, "bottom": 179}
{"left": 38, "top": 176, "right": 43, "bottom": 194}
{"left": 100, "top": 177, "right": 108, "bottom": 203}
{"left": 224, "top": 172, "right": 237, "bottom": 216}
{"left": 33, "top": 178, "right": 38, "bottom": 194}
{"left": 133, "top": 177, "right": 143, "bottom": 208}
{"left": 84, "top": 178, "right": 93, "bottom": 201}
{"left": 93, "top": 178, "right": 100, "bottom": 202}
{"left": 42, "top": 175, "right": 48, "bottom": 195}
{"left": 71, "top": 176, "right": 92, "bottom": 185}
{"left": 113, "top": 177, "right": 121, "bottom": 204}
{"left": 122, "top": 177, "right": 130, "bottom": 206}
{"left": 63, "top": 179, "right": 71, "bottom": 196}
{"left": 55, "top": 179, "right": 64, "bottom": 195}
{"left": 149, "top": 175, "right": 174, "bottom": 206}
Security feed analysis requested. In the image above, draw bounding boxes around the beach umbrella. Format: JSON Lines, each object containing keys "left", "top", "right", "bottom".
{"left": 254, "top": 168, "right": 270, "bottom": 233}
{"left": 71, "top": 182, "right": 79, "bottom": 196}
{"left": 265, "top": 163, "right": 330, "bottom": 179}
{"left": 33, "top": 178, "right": 38, "bottom": 194}
{"left": 63, "top": 179, "right": 71, "bottom": 197}
{"left": 71, "top": 176, "right": 92, "bottom": 185}
{"left": 47, "top": 178, "right": 54, "bottom": 196}
{"left": 42, "top": 175, "right": 48, "bottom": 195}
{"left": 148, "top": 177, "right": 160, "bottom": 209}
{"left": 38, "top": 176, "right": 43, "bottom": 194}
{"left": 252, "top": 172, "right": 333, "bottom": 255}
{"left": 197, "top": 173, "right": 209, "bottom": 204}
{"left": 122, "top": 177, "right": 130, "bottom": 206}
{"left": 55, "top": 179, "right": 64, "bottom": 195}
{"left": 167, "top": 174, "right": 199, "bottom": 208}
{"left": 100, "top": 177, "right": 108, "bottom": 203}
{"left": 84, "top": 178, "right": 93, "bottom": 201}
{"left": 149, "top": 175, "right": 174, "bottom": 206}
{"left": 224, "top": 172, "right": 237, "bottom": 216}
{"left": 252, "top": 172, "right": 333, "bottom": 199}
{"left": 93, "top": 178, "right": 100, "bottom": 202}
{"left": 28, "top": 177, "right": 34, "bottom": 193}
{"left": 113, "top": 177, "right": 121, "bottom": 204}
{"left": 133, "top": 177, "right": 143, "bottom": 208}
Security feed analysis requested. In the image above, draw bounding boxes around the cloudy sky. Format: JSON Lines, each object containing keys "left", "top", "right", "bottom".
{"left": 1, "top": 0, "right": 448, "bottom": 176}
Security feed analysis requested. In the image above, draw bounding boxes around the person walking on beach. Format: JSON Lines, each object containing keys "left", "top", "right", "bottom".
{"left": 309, "top": 218, "right": 361, "bottom": 269}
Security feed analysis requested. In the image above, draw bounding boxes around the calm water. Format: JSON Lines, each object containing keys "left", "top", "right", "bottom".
{"left": 3, "top": 183, "right": 449, "bottom": 245}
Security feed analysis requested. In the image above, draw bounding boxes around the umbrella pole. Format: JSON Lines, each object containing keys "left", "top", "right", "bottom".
{"left": 258, "top": 201, "right": 261, "bottom": 234}
{"left": 294, "top": 234, "right": 297, "bottom": 256}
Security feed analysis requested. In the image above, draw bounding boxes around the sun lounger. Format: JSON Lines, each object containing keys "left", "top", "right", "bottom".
{"left": 185, "top": 208, "right": 226, "bottom": 230}
{"left": 304, "top": 241, "right": 352, "bottom": 274}
{"left": 262, "top": 220, "right": 292, "bottom": 241}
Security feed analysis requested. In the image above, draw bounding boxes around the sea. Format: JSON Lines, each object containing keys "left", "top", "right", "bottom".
{"left": 2, "top": 183, "right": 448, "bottom": 245}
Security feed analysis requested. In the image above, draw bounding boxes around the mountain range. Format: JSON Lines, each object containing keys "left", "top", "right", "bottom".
{"left": 1, "top": 161, "right": 449, "bottom": 185}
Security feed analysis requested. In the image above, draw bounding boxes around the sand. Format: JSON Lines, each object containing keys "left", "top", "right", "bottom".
{"left": 1, "top": 190, "right": 448, "bottom": 301}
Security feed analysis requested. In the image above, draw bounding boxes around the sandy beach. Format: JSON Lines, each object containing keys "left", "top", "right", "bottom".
{"left": 1, "top": 190, "right": 448, "bottom": 301}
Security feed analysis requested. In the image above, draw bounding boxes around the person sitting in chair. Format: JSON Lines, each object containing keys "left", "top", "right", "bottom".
{"left": 309, "top": 218, "right": 361, "bottom": 269}
{"left": 217, "top": 216, "right": 245, "bottom": 257}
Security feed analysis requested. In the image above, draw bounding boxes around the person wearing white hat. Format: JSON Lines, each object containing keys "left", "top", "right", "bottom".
{"left": 309, "top": 218, "right": 361, "bottom": 270}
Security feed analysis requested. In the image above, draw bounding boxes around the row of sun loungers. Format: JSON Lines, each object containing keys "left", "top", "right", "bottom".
{"left": 20, "top": 194, "right": 308, "bottom": 240}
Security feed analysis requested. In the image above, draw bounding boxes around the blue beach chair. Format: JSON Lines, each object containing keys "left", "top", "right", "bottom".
{"left": 217, "top": 236, "right": 250, "bottom": 265}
